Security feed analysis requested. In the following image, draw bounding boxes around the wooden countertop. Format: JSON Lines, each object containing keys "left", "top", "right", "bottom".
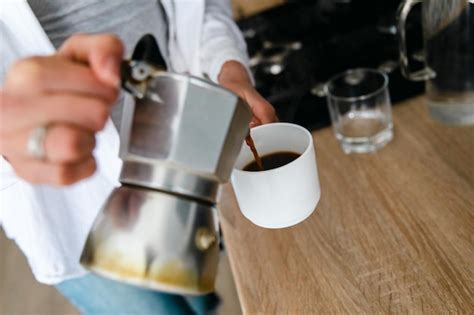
{"left": 219, "top": 97, "right": 474, "bottom": 314}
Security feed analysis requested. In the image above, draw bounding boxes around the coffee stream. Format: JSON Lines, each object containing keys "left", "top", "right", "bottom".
{"left": 244, "top": 134, "right": 300, "bottom": 172}
{"left": 245, "top": 134, "right": 264, "bottom": 171}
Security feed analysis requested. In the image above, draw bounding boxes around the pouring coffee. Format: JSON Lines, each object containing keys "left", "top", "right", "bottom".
{"left": 232, "top": 123, "right": 320, "bottom": 229}
{"left": 243, "top": 151, "right": 301, "bottom": 172}
{"left": 80, "top": 34, "right": 252, "bottom": 295}
{"left": 245, "top": 131, "right": 301, "bottom": 172}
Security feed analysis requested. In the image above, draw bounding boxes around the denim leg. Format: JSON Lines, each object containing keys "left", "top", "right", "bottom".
{"left": 55, "top": 273, "right": 219, "bottom": 315}
{"left": 184, "top": 294, "right": 219, "bottom": 315}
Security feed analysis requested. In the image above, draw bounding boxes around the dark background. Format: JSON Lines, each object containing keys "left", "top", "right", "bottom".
{"left": 237, "top": 0, "right": 425, "bottom": 130}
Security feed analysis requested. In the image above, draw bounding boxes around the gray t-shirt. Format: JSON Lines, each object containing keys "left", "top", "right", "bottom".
{"left": 27, "top": 0, "right": 169, "bottom": 131}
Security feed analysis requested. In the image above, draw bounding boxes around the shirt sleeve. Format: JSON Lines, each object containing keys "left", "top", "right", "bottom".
{"left": 199, "top": 0, "right": 254, "bottom": 84}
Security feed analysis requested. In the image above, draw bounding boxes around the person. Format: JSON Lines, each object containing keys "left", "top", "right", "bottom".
{"left": 0, "top": 1, "right": 277, "bottom": 314}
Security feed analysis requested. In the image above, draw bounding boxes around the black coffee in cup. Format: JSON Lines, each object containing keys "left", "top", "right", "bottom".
{"left": 243, "top": 151, "right": 300, "bottom": 172}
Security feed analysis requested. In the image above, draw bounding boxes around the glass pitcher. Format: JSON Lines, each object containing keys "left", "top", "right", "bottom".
{"left": 398, "top": 0, "right": 474, "bottom": 125}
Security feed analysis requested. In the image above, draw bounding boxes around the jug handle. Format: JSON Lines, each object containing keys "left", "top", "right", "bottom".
{"left": 397, "top": 0, "right": 436, "bottom": 81}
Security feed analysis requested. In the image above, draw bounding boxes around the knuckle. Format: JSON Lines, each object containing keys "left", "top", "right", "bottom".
{"left": 7, "top": 58, "right": 44, "bottom": 89}
{"left": 53, "top": 165, "right": 73, "bottom": 185}
{"left": 266, "top": 106, "right": 277, "bottom": 117}
{"left": 92, "top": 102, "right": 109, "bottom": 130}
{"left": 0, "top": 94, "right": 19, "bottom": 132}
{"left": 99, "top": 34, "right": 124, "bottom": 52}
{"left": 109, "top": 87, "right": 120, "bottom": 102}
{"left": 101, "top": 87, "right": 119, "bottom": 105}
{"left": 85, "top": 158, "right": 97, "bottom": 176}
{"left": 67, "top": 33, "right": 88, "bottom": 45}
{"left": 61, "top": 129, "right": 84, "bottom": 158}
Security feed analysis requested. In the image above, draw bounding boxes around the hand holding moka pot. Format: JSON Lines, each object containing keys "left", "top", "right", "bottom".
{"left": 80, "top": 35, "right": 252, "bottom": 295}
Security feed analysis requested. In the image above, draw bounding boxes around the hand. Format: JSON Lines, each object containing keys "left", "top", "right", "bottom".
{"left": 0, "top": 34, "right": 124, "bottom": 185}
{"left": 218, "top": 61, "right": 278, "bottom": 126}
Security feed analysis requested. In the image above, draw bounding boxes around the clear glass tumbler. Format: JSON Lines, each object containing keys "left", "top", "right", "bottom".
{"left": 325, "top": 68, "right": 394, "bottom": 154}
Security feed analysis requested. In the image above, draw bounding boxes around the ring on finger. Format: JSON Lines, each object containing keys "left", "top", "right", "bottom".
{"left": 27, "top": 125, "right": 49, "bottom": 160}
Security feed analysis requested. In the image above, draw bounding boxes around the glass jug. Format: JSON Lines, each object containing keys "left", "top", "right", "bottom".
{"left": 398, "top": 0, "right": 474, "bottom": 125}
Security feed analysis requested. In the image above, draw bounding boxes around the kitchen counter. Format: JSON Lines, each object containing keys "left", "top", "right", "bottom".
{"left": 219, "top": 97, "right": 474, "bottom": 313}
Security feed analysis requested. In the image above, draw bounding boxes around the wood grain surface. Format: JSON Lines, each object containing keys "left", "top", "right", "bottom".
{"left": 219, "top": 97, "right": 474, "bottom": 314}
{"left": 231, "top": 0, "right": 284, "bottom": 19}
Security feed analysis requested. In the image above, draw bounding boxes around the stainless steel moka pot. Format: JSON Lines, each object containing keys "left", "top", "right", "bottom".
{"left": 80, "top": 35, "right": 252, "bottom": 295}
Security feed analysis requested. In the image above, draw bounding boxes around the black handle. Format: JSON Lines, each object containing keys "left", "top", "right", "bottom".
{"left": 131, "top": 34, "right": 167, "bottom": 70}
{"left": 120, "top": 34, "right": 167, "bottom": 98}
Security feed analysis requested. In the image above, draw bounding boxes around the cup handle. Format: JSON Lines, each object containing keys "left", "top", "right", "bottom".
{"left": 397, "top": 0, "right": 436, "bottom": 81}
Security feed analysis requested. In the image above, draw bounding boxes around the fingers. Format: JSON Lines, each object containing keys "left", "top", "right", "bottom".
{"left": 58, "top": 33, "right": 124, "bottom": 87}
{"left": 5, "top": 56, "right": 118, "bottom": 102}
{"left": 1, "top": 33, "right": 123, "bottom": 186}
{"left": 2, "top": 122, "right": 98, "bottom": 186}
{"left": 217, "top": 60, "right": 277, "bottom": 125}
{"left": 1, "top": 124, "right": 95, "bottom": 163}
{"left": 9, "top": 156, "right": 97, "bottom": 186}
{"left": 243, "top": 88, "right": 278, "bottom": 125}
{"left": 249, "top": 117, "right": 262, "bottom": 129}
{"left": 0, "top": 92, "right": 110, "bottom": 133}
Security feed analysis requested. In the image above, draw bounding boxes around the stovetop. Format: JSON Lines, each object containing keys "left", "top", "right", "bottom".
{"left": 237, "top": 0, "right": 425, "bottom": 130}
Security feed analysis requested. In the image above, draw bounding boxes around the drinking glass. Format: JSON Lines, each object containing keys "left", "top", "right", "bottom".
{"left": 325, "top": 68, "right": 394, "bottom": 154}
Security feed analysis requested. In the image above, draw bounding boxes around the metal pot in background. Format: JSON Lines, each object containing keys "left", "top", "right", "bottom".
{"left": 80, "top": 35, "right": 252, "bottom": 295}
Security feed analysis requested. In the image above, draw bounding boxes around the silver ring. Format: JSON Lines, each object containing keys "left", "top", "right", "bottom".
{"left": 27, "top": 125, "right": 48, "bottom": 160}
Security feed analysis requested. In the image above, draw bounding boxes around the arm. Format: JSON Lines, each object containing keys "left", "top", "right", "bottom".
{"left": 199, "top": 0, "right": 277, "bottom": 125}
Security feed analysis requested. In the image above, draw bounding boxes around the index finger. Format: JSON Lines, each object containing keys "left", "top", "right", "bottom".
{"left": 58, "top": 33, "right": 124, "bottom": 88}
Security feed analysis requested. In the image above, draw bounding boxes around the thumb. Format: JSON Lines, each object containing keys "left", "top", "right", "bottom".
{"left": 58, "top": 33, "right": 124, "bottom": 87}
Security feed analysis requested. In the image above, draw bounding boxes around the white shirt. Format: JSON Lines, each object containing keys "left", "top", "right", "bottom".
{"left": 0, "top": 0, "right": 250, "bottom": 284}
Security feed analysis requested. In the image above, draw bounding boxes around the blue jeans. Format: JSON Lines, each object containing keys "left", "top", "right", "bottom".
{"left": 55, "top": 273, "right": 219, "bottom": 315}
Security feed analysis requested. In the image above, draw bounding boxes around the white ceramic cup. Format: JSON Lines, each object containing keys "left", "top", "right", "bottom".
{"left": 231, "top": 123, "right": 320, "bottom": 229}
